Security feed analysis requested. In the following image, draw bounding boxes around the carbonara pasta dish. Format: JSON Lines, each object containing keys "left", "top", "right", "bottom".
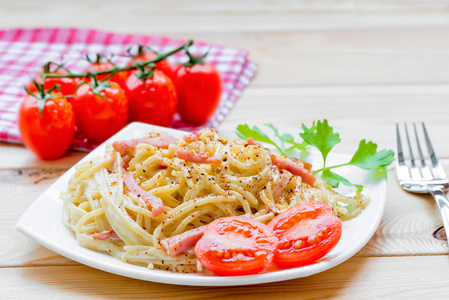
{"left": 62, "top": 128, "right": 369, "bottom": 273}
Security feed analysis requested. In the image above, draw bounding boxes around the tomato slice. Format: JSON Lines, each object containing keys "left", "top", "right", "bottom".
{"left": 268, "top": 201, "right": 342, "bottom": 267}
{"left": 194, "top": 216, "right": 278, "bottom": 276}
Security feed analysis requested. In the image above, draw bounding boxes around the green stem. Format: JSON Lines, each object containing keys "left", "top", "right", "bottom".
{"left": 313, "top": 162, "right": 351, "bottom": 173}
{"left": 274, "top": 144, "right": 283, "bottom": 155}
{"left": 91, "top": 73, "right": 99, "bottom": 87}
{"left": 285, "top": 145, "right": 299, "bottom": 153}
{"left": 41, "top": 39, "right": 194, "bottom": 80}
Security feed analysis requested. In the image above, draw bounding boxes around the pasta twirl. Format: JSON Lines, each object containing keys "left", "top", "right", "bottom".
{"left": 62, "top": 128, "right": 369, "bottom": 273}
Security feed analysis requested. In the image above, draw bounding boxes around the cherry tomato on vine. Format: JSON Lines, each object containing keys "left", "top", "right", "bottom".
{"left": 175, "top": 63, "right": 222, "bottom": 125}
{"left": 27, "top": 63, "right": 79, "bottom": 97}
{"left": 72, "top": 80, "right": 128, "bottom": 144}
{"left": 268, "top": 201, "right": 342, "bottom": 267}
{"left": 128, "top": 47, "right": 176, "bottom": 83}
{"left": 124, "top": 69, "right": 177, "bottom": 127}
{"left": 85, "top": 55, "right": 127, "bottom": 88}
{"left": 194, "top": 216, "right": 278, "bottom": 276}
{"left": 27, "top": 76, "right": 79, "bottom": 97}
{"left": 18, "top": 91, "right": 75, "bottom": 160}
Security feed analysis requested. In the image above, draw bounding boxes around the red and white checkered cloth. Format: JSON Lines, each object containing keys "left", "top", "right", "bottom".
{"left": 0, "top": 28, "right": 257, "bottom": 151}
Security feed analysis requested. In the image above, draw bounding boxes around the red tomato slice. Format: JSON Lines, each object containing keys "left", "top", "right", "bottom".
{"left": 268, "top": 201, "right": 342, "bottom": 267}
{"left": 195, "top": 216, "right": 278, "bottom": 276}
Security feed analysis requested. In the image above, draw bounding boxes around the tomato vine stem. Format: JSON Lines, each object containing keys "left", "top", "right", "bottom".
{"left": 28, "top": 39, "right": 194, "bottom": 116}
{"left": 40, "top": 39, "right": 194, "bottom": 81}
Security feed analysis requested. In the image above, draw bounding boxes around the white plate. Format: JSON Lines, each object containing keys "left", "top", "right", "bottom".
{"left": 16, "top": 122, "right": 387, "bottom": 286}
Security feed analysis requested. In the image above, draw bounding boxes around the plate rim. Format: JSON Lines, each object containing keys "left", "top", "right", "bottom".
{"left": 16, "top": 122, "right": 387, "bottom": 286}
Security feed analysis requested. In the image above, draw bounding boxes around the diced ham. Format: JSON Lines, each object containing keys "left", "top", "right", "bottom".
{"left": 272, "top": 172, "right": 291, "bottom": 200}
{"left": 247, "top": 137, "right": 258, "bottom": 146}
{"left": 91, "top": 230, "right": 119, "bottom": 240}
{"left": 246, "top": 138, "right": 316, "bottom": 186}
{"left": 183, "top": 128, "right": 218, "bottom": 143}
{"left": 159, "top": 158, "right": 167, "bottom": 167}
{"left": 176, "top": 148, "right": 222, "bottom": 163}
{"left": 270, "top": 154, "right": 316, "bottom": 186}
{"left": 113, "top": 136, "right": 177, "bottom": 153}
{"left": 113, "top": 136, "right": 175, "bottom": 171}
{"left": 123, "top": 172, "right": 165, "bottom": 217}
{"left": 120, "top": 154, "right": 132, "bottom": 170}
{"left": 161, "top": 226, "right": 206, "bottom": 256}
{"left": 296, "top": 159, "right": 312, "bottom": 171}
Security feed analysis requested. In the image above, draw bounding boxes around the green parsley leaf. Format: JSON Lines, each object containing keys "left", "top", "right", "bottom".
{"left": 322, "top": 169, "right": 363, "bottom": 191}
{"left": 299, "top": 120, "right": 341, "bottom": 168}
{"left": 235, "top": 119, "right": 395, "bottom": 192}
{"left": 235, "top": 124, "right": 281, "bottom": 152}
{"left": 265, "top": 123, "right": 307, "bottom": 153}
{"left": 236, "top": 123, "right": 306, "bottom": 155}
{"left": 349, "top": 139, "right": 395, "bottom": 170}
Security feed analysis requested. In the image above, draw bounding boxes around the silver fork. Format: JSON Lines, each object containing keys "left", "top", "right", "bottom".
{"left": 396, "top": 122, "right": 449, "bottom": 245}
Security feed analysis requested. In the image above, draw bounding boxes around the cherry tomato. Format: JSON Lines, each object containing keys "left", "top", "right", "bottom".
{"left": 175, "top": 63, "right": 222, "bottom": 125}
{"left": 18, "top": 93, "right": 75, "bottom": 160}
{"left": 85, "top": 61, "right": 128, "bottom": 89}
{"left": 195, "top": 216, "right": 278, "bottom": 276}
{"left": 124, "top": 70, "right": 177, "bottom": 127}
{"left": 27, "top": 73, "right": 79, "bottom": 97}
{"left": 72, "top": 81, "right": 128, "bottom": 144}
{"left": 268, "top": 201, "right": 342, "bottom": 267}
{"left": 128, "top": 51, "right": 176, "bottom": 83}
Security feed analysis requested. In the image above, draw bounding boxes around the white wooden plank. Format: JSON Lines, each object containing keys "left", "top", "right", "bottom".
{"left": 0, "top": 143, "right": 86, "bottom": 170}
{"left": 1, "top": 257, "right": 449, "bottom": 299}
{"left": 1, "top": 1, "right": 449, "bottom": 33}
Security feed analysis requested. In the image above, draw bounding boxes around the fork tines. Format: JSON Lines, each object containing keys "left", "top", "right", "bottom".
{"left": 396, "top": 122, "right": 447, "bottom": 181}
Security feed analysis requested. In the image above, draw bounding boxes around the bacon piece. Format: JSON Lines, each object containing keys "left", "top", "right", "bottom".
{"left": 270, "top": 154, "right": 316, "bottom": 186}
{"left": 272, "top": 173, "right": 291, "bottom": 200}
{"left": 247, "top": 137, "right": 258, "bottom": 146}
{"left": 123, "top": 172, "right": 165, "bottom": 217}
{"left": 176, "top": 148, "right": 222, "bottom": 163}
{"left": 113, "top": 136, "right": 175, "bottom": 171}
{"left": 159, "top": 158, "right": 167, "bottom": 167}
{"left": 113, "top": 136, "right": 177, "bottom": 153}
{"left": 91, "top": 230, "right": 119, "bottom": 240}
{"left": 161, "top": 226, "right": 206, "bottom": 256}
{"left": 247, "top": 137, "right": 315, "bottom": 186}
{"left": 296, "top": 159, "right": 313, "bottom": 171}
{"left": 183, "top": 128, "right": 218, "bottom": 143}
{"left": 120, "top": 154, "right": 133, "bottom": 170}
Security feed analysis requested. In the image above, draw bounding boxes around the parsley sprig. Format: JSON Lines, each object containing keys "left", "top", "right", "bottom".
{"left": 236, "top": 120, "right": 394, "bottom": 191}
{"left": 236, "top": 123, "right": 307, "bottom": 155}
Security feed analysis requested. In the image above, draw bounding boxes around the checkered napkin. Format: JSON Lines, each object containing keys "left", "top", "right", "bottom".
{"left": 0, "top": 28, "right": 257, "bottom": 151}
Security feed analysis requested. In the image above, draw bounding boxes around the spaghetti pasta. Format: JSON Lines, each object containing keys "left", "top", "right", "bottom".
{"left": 62, "top": 128, "right": 369, "bottom": 273}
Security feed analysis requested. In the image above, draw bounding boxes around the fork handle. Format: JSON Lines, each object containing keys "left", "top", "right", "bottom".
{"left": 430, "top": 188, "right": 449, "bottom": 246}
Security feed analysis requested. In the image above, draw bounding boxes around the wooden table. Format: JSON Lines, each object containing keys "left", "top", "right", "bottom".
{"left": 2, "top": 1, "right": 449, "bottom": 298}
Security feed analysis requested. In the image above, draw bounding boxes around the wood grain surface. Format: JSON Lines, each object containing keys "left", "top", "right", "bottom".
{"left": 1, "top": 0, "right": 449, "bottom": 299}
{"left": 2, "top": 257, "right": 449, "bottom": 299}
